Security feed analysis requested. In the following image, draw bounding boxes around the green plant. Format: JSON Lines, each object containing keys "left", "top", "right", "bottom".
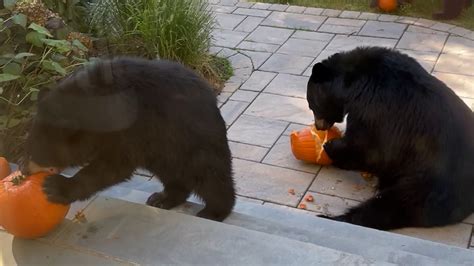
{"left": 87, "top": 0, "right": 216, "bottom": 75}
{"left": 42, "top": 0, "right": 90, "bottom": 31}
{"left": 0, "top": 1, "right": 89, "bottom": 159}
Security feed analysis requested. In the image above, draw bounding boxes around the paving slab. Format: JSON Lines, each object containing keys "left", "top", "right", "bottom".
{"left": 318, "top": 24, "right": 361, "bottom": 35}
{"left": 301, "top": 191, "right": 360, "bottom": 216}
{"left": 292, "top": 30, "right": 334, "bottom": 41}
{"left": 358, "top": 21, "right": 407, "bottom": 39}
{"left": 251, "top": 2, "right": 271, "bottom": 10}
{"left": 214, "top": 13, "right": 246, "bottom": 30}
{"left": 435, "top": 54, "right": 474, "bottom": 77}
{"left": 261, "top": 11, "right": 326, "bottom": 30}
{"left": 244, "top": 93, "right": 314, "bottom": 124}
{"left": 396, "top": 31, "right": 447, "bottom": 53}
{"left": 237, "top": 41, "right": 280, "bottom": 52}
{"left": 310, "top": 167, "right": 377, "bottom": 202}
{"left": 238, "top": 49, "right": 272, "bottom": 69}
{"left": 263, "top": 73, "right": 308, "bottom": 98}
{"left": 228, "top": 141, "right": 269, "bottom": 162}
{"left": 233, "top": 158, "right": 315, "bottom": 206}
{"left": 229, "top": 89, "right": 259, "bottom": 102}
{"left": 212, "top": 28, "right": 248, "bottom": 47}
{"left": 325, "top": 35, "right": 397, "bottom": 52}
{"left": 245, "top": 26, "right": 294, "bottom": 45}
{"left": 377, "top": 14, "right": 399, "bottom": 22}
{"left": 407, "top": 25, "right": 449, "bottom": 36}
{"left": 340, "top": 11, "right": 361, "bottom": 19}
{"left": 322, "top": 9, "right": 342, "bottom": 17}
{"left": 260, "top": 53, "right": 313, "bottom": 75}
{"left": 433, "top": 72, "right": 474, "bottom": 98}
{"left": 304, "top": 7, "right": 324, "bottom": 16}
{"left": 277, "top": 38, "right": 328, "bottom": 57}
{"left": 286, "top": 5, "right": 306, "bottom": 13}
{"left": 220, "top": 100, "right": 250, "bottom": 126}
{"left": 233, "top": 7, "right": 271, "bottom": 17}
{"left": 268, "top": 3, "right": 288, "bottom": 12}
{"left": 442, "top": 36, "right": 474, "bottom": 56}
{"left": 234, "top": 16, "right": 264, "bottom": 32}
{"left": 239, "top": 70, "right": 277, "bottom": 91}
{"left": 227, "top": 114, "right": 288, "bottom": 147}
{"left": 393, "top": 223, "right": 473, "bottom": 248}
{"left": 209, "top": 5, "right": 237, "bottom": 14}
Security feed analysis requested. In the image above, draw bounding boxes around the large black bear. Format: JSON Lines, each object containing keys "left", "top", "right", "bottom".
{"left": 307, "top": 47, "right": 474, "bottom": 230}
{"left": 24, "top": 57, "right": 235, "bottom": 221}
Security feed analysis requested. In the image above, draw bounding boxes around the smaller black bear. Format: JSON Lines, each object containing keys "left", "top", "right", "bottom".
{"left": 23, "top": 57, "right": 235, "bottom": 221}
{"left": 307, "top": 47, "right": 474, "bottom": 230}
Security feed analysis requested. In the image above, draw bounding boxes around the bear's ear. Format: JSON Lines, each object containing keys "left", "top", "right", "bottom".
{"left": 310, "top": 63, "right": 334, "bottom": 83}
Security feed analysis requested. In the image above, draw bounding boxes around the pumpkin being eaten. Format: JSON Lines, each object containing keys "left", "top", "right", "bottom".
{"left": 290, "top": 125, "right": 342, "bottom": 165}
{"left": 0, "top": 170, "right": 70, "bottom": 239}
{"left": 0, "top": 157, "right": 11, "bottom": 179}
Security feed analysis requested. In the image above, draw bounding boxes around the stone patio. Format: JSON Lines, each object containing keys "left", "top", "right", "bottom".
{"left": 211, "top": 0, "right": 474, "bottom": 250}
{"left": 2, "top": 0, "right": 474, "bottom": 263}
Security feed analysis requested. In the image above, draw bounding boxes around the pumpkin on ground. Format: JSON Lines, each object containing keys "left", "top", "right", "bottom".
{"left": 378, "top": 0, "right": 398, "bottom": 12}
{"left": 0, "top": 157, "right": 11, "bottom": 179}
{"left": 0, "top": 171, "right": 70, "bottom": 239}
{"left": 290, "top": 125, "right": 342, "bottom": 165}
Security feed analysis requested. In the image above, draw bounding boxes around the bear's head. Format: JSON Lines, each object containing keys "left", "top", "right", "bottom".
{"left": 24, "top": 59, "right": 139, "bottom": 170}
{"left": 307, "top": 59, "right": 346, "bottom": 131}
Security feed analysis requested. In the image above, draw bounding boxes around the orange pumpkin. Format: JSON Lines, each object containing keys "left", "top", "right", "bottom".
{"left": 0, "top": 171, "right": 70, "bottom": 239}
{"left": 290, "top": 125, "right": 342, "bottom": 165}
{"left": 0, "top": 157, "right": 11, "bottom": 179}
{"left": 378, "top": 0, "right": 398, "bottom": 12}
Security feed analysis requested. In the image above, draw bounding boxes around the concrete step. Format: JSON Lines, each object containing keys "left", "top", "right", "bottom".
{"left": 95, "top": 181, "right": 473, "bottom": 265}
{"left": 3, "top": 196, "right": 394, "bottom": 265}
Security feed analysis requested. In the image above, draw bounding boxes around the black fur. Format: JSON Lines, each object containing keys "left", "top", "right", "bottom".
{"left": 24, "top": 57, "right": 235, "bottom": 221}
{"left": 307, "top": 47, "right": 474, "bottom": 230}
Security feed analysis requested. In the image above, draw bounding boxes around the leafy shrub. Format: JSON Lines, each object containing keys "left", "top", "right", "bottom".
{"left": 0, "top": 1, "right": 89, "bottom": 159}
{"left": 87, "top": 0, "right": 217, "bottom": 77}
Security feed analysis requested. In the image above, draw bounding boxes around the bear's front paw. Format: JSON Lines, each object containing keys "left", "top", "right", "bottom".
{"left": 42, "top": 174, "right": 76, "bottom": 204}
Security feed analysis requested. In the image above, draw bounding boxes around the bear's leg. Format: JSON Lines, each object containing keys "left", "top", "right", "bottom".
{"left": 146, "top": 181, "right": 191, "bottom": 209}
{"left": 42, "top": 156, "right": 136, "bottom": 204}
{"left": 195, "top": 173, "right": 235, "bottom": 222}
{"left": 318, "top": 177, "right": 466, "bottom": 230}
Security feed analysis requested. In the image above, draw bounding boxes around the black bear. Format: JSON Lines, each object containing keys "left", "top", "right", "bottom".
{"left": 307, "top": 47, "right": 474, "bottom": 230}
{"left": 23, "top": 57, "right": 235, "bottom": 221}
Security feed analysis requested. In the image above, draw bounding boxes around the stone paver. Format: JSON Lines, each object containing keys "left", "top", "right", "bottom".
{"left": 325, "top": 35, "right": 397, "bottom": 52}
{"left": 220, "top": 100, "right": 250, "bottom": 126}
{"left": 240, "top": 70, "right": 277, "bottom": 91}
{"left": 318, "top": 18, "right": 366, "bottom": 34}
{"left": 310, "top": 167, "right": 376, "bottom": 202}
{"left": 261, "top": 12, "right": 326, "bottom": 30}
{"left": 229, "top": 89, "right": 259, "bottom": 102}
{"left": 397, "top": 31, "right": 447, "bottom": 53}
{"left": 212, "top": 29, "right": 248, "bottom": 47}
{"left": 260, "top": 53, "right": 313, "bottom": 74}
{"left": 234, "top": 7, "right": 271, "bottom": 17}
{"left": 246, "top": 26, "right": 294, "bottom": 45}
{"left": 358, "top": 21, "right": 407, "bottom": 39}
{"left": 245, "top": 93, "right": 313, "bottom": 124}
{"left": 239, "top": 50, "right": 271, "bottom": 68}
{"left": 215, "top": 13, "right": 246, "bottom": 30}
{"left": 433, "top": 73, "right": 474, "bottom": 98}
{"left": 233, "top": 158, "right": 315, "bottom": 206}
{"left": 301, "top": 192, "right": 360, "bottom": 216}
{"left": 227, "top": 114, "right": 288, "bottom": 147}
{"left": 234, "top": 16, "right": 264, "bottom": 32}
{"left": 264, "top": 73, "right": 308, "bottom": 98}
{"left": 229, "top": 141, "right": 269, "bottom": 162}
{"left": 393, "top": 223, "right": 473, "bottom": 248}
{"left": 277, "top": 38, "right": 328, "bottom": 57}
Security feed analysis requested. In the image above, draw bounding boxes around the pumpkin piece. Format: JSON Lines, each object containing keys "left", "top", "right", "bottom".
{"left": 288, "top": 188, "right": 295, "bottom": 195}
{"left": 304, "top": 194, "right": 314, "bottom": 202}
{"left": 0, "top": 157, "right": 11, "bottom": 179}
{"left": 378, "top": 0, "right": 398, "bottom": 12}
{"left": 0, "top": 171, "right": 70, "bottom": 239}
{"left": 290, "top": 125, "right": 342, "bottom": 165}
{"left": 298, "top": 203, "right": 307, "bottom": 209}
